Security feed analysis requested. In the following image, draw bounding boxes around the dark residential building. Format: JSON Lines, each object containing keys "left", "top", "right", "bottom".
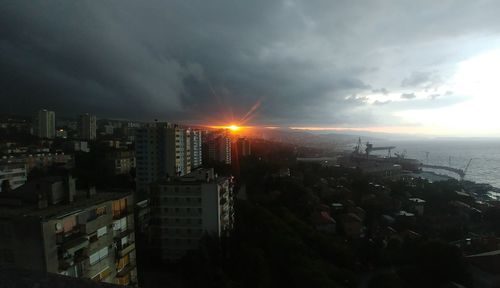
{"left": 0, "top": 176, "right": 137, "bottom": 286}
{"left": 206, "top": 134, "right": 231, "bottom": 164}
{"left": 135, "top": 123, "right": 192, "bottom": 200}
{"left": 79, "top": 114, "right": 97, "bottom": 141}
{"left": 235, "top": 137, "right": 251, "bottom": 157}
{"left": 150, "top": 168, "right": 234, "bottom": 261}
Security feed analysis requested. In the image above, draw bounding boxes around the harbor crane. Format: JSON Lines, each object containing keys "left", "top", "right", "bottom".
{"left": 461, "top": 158, "right": 474, "bottom": 181}
{"left": 365, "top": 142, "right": 396, "bottom": 157}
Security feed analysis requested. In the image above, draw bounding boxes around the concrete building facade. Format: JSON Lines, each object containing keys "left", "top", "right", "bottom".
{"left": 207, "top": 134, "right": 231, "bottom": 164}
{"left": 79, "top": 114, "right": 97, "bottom": 141}
{"left": 33, "top": 109, "right": 56, "bottom": 139}
{"left": 150, "top": 168, "right": 234, "bottom": 261}
{"left": 135, "top": 123, "right": 192, "bottom": 200}
{"left": 189, "top": 129, "right": 203, "bottom": 169}
{"left": 0, "top": 177, "right": 137, "bottom": 286}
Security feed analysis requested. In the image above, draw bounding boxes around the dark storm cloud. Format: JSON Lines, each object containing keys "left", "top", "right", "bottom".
{"left": 1, "top": 1, "right": 500, "bottom": 126}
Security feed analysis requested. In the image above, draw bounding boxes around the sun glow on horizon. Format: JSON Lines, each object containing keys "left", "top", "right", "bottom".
{"left": 228, "top": 124, "right": 240, "bottom": 131}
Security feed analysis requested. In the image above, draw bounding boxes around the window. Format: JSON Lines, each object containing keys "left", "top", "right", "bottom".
{"left": 121, "top": 236, "right": 129, "bottom": 246}
{"left": 96, "top": 206, "right": 106, "bottom": 217}
{"left": 112, "top": 198, "right": 127, "bottom": 218}
{"left": 88, "top": 207, "right": 106, "bottom": 221}
{"left": 62, "top": 216, "right": 77, "bottom": 235}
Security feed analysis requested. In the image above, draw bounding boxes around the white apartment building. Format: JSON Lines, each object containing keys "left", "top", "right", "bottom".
{"left": 188, "top": 129, "right": 203, "bottom": 169}
{"left": 150, "top": 168, "right": 234, "bottom": 261}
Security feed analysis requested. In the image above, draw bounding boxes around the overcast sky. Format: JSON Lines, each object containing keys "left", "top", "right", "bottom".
{"left": 2, "top": 1, "right": 500, "bottom": 136}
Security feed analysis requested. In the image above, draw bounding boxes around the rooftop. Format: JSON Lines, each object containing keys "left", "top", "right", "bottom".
{"left": 0, "top": 188, "right": 131, "bottom": 220}
{"left": 0, "top": 267, "right": 124, "bottom": 288}
{"left": 156, "top": 168, "right": 230, "bottom": 186}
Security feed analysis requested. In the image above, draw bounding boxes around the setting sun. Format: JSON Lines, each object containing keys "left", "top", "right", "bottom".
{"left": 228, "top": 125, "right": 240, "bottom": 131}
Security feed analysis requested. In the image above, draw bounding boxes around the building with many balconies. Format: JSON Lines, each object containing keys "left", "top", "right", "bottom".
{"left": 0, "top": 176, "right": 137, "bottom": 286}
{"left": 150, "top": 168, "right": 234, "bottom": 261}
{"left": 206, "top": 133, "right": 231, "bottom": 164}
{"left": 135, "top": 122, "right": 192, "bottom": 200}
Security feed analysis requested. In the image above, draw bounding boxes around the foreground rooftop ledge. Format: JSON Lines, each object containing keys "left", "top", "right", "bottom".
{"left": 0, "top": 266, "right": 127, "bottom": 288}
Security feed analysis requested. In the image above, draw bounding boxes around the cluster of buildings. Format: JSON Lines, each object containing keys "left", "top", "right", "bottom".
{"left": 0, "top": 112, "right": 254, "bottom": 286}
{"left": 32, "top": 109, "right": 98, "bottom": 141}
{"left": 134, "top": 123, "right": 239, "bottom": 261}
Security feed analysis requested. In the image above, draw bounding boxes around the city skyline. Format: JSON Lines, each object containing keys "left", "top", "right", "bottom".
{"left": 2, "top": 1, "right": 500, "bottom": 137}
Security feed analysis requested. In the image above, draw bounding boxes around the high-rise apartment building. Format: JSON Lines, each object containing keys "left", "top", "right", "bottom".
{"left": 135, "top": 123, "right": 192, "bottom": 199}
{"left": 207, "top": 134, "right": 231, "bottom": 164}
{"left": 235, "top": 138, "right": 251, "bottom": 158}
{"left": 188, "top": 129, "right": 202, "bottom": 169}
{"left": 33, "top": 109, "right": 55, "bottom": 139}
{"left": 0, "top": 176, "right": 137, "bottom": 286}
{"left": 150, "top": 168, "right": 234, "bottom": 261}
{"left": 79, "top": 114, "right": 97, "bottom": 140}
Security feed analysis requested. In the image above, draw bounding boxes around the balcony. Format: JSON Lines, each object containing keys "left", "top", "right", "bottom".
{"left": 56, "top": 227, "right": 85, "bottom": 245}
{"left": 114, "top": 228, "right": 134, "bottom": 240}
{"left": 61, "top": 236, "right": 89, "bottom": 255}
{"left": 80, "top": 214, "right": 112, "bottom": 234}
{"left": 88, "top": 233, "right": 113, "bottom": 255}
{"left": 116, "top": 262, "right": 137, "bottom": 278}
{"left": 117, "top": 242, "right": 135, "bottom": 258}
